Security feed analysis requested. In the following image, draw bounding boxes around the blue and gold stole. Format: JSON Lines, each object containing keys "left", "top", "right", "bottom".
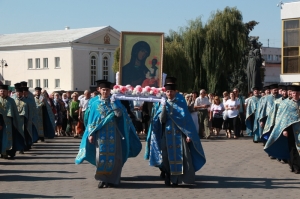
{"left": 95, "top": 99, "right": 116, "bottom": 175}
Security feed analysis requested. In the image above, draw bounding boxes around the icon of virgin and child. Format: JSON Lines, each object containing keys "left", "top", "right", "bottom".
{"left": 122, "top": 41, "right": 160, "bottom": 87}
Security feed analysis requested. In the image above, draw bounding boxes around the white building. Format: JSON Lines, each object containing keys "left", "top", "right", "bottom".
{"left": 280, "top": 1, "right": 300, "bottom": 83}
{"left": 261, "top": 47, "right": 281, "bottom": 85}
{"left": 0, "top": 26, "right": 120, "bottom": 92}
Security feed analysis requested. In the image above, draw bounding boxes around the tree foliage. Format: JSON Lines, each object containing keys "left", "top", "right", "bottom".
{"left": 112, "top": 47, "right": 120, "bottom": 73}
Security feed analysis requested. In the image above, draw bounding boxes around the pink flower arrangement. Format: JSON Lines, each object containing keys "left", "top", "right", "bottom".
{"left": 111, "top": 84, "right": 166, "bottom": 97}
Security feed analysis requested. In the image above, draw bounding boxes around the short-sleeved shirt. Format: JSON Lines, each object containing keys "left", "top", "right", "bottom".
{"left": 79, "top": 97, "right": 90, "bottom": 112}
{"left": 210, "top": 103, "right": 225, "bottom": 118}
{"left": 225, "top": 99, "right": 240, "bottom": 118}
{"left": 194, "top": 96, "right": 211, "bottom": 110}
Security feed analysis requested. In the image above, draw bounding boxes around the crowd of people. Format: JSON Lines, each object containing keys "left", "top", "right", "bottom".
{"left": 0, "top": 81, "right": 98, "bottom": 159}
{"left": 1, "top": 77, "right": 299, "bottom": 190}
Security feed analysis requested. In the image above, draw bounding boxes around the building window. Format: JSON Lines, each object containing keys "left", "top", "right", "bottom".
{"left": 36, "top": 58, "right": 40, "bottom": 69}
{"left": 43, "top": 79, "right": 48, "bottom": 88}
{"left": 36, "top": 79, "right": 40, "bottom": 87}
{"left": 55, "top": 79, "right": 60, "bottom": 88}
{"left": 28, "top": 59, "right": 33, "bottom": 69}
{"left": 43, "top": 58, "right": 48, "bottom": 68}
{"left": 267, "top": 55, "right": 271, "bottom": 61}
{"left": 283, "top": 19, "right": 300, "bottom": 73}
{"left": 103, "top": 56, "right": 108, "bottom": 80}
{"left": 55, "top": 57, "right": 60, "bottom": 68}
{"left": 28, "top": 79, "right": 33, "bottom": 88}
{"left": 91, "top": 56, "right": 97, "bottom": 86}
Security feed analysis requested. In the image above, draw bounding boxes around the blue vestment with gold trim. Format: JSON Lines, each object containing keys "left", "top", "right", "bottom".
{"left": 246, "top": 95, "right": 261, "bottom": 140}
{"left": 75, "top": 98, "right": 142, "bottom": 170}
{"left": 150, "top": 97, "right": 206, "bottom": 173}
{"left": 264, "top": 99, "right": 300, "bottom": 159}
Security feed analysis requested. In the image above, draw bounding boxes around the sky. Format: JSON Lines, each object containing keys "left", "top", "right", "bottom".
{"left": 0, "top": 0, "right": 296, "bottom": 47}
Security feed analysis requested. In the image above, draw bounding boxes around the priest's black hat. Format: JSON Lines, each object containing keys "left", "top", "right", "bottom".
{"left": 279, "top": 85, "right": 287, "bottom": 90}
{"left": 20, "top": 81, "right": 27, "bottom": 87}
{"left": 22, "top": 87, "right": 29, "bottom": 91}
{"left": 98, "top": 81, "right": 112, "bottom": 89}
{"left": 14, "top": 83, "right": 21, "bottom": 89}
{"left": 165, "top": 76, "right": 177, "bottom": 84}
{"left": 290, "top": 85, "right": 300, "bottom": 91}
{"left": 35, "top": 87, "right": 42, "bottom": 91}
{"left": 164, "top": 84, "right": 177, "bottom": 91}
{"left": 287, "top": 85, "right": 293, "bottom": 91}
{"left": 269, "top": 84, "right": 278, "bottom": 89}
{"left": 0, "top": 85, "right": 9, "bottom": 90}
{"left": 263, "top": 86, "right": 270, "bottom": 91}
{"left": 15, "top": 87, "right": 23, "bottom": 92}
{"left": 252, "top": 87, "right": 260, "bottom": 91}
{"left": 96, "top": 79, "right": 108, "bottom": 87}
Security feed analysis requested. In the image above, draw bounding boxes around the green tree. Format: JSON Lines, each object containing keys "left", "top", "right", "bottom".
{"left": 202, "top": 7, "right": 247, "bottom": 95}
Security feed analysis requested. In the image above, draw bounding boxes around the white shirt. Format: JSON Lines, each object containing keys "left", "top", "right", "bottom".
{"left": 194, "top": 96, "right": 211, "bottom": 110}
{"left": 210, "top": 103, "right": 225, "bottom": 118}
{"left": 79, "top": 97, "right": 90, "bottom": 111}
{"left": 225, "top": 99, "right": 240, "bottom": 118}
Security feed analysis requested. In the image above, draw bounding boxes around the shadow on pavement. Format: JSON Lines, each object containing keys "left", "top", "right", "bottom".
{"left": 0, "top": 170, "right": 77, "bottom": 174}
{"left": 0, "top": 175, "right": 85, "bottom": 182}
{"left": 119, "top": 175, "right": 300, "bottom": 189}
{"left": 0, "top": 193, "right": 72, "bottom": 198}
{"left": 195, "top": 175, "right": 300, "bottom": 189}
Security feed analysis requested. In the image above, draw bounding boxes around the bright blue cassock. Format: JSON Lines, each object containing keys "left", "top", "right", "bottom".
{"left": 262, "top": 97, "right": 288, "bottom": 142}
{"left": 246, "top": 95, "right": 261, "bottom": 141}
{"left": 144, "top": 92, "right": 188, "bottom": 161}
{"left": 255, "top": 94, "right": 281, "bottom": 140}
{"left": 264, "top": 99, "right": 300, "bottom": 159}
{"left": 75, "top": 98, "right": 142, "bottom": 170}
{"left": 148, "top": 96, "right": 206, "bottom": 173}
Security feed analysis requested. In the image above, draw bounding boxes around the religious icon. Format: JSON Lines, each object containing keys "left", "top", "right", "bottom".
{"left": 119, "top": 31, "right": 164, "bottom": 87}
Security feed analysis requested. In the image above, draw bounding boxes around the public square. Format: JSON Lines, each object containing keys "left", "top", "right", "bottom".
{"left": 1, "top": 133, "right": 299, "bottom": 199}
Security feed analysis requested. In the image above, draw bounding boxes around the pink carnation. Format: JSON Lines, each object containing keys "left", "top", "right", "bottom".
{"left": 120, "top": 86, "right": 127, "bottom": 94}
{"left": 144, "top": 86, "right": 151, "bottom": 92}
{"left": 161, "top": 87, "right": 166, "bottom": 92}
{"left": 153, "top": 88, "right": 159, "bottom": 95}
{"left": 113, "top": 85, "right": 120, "bottom": 90}
{"left": 135, "top": 85, "right": 142, "bottom": 92}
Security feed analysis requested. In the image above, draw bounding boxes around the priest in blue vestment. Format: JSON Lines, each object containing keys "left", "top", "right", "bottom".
{"left": 34, "top": 87, "right": 55, "bottom": 141}
{"left": 264, "top": 85, "right": 300, "bottom": 174}
{"left": 75, "top": 81, "right": 142, "bottom": 188}
{"left": 150, "top": 84, "right": 206, "bottom": 186}
{"left": 262, "top": 85, "right": 289, "bottom": 143}
{"left": 257, "top": 84, "right": 281, "bottom": 144}
{"left": 246, "top": 87, "right": 261, "bottom": 142}
{"left": 0, "top": 85, "right": 25, "bottom": 158}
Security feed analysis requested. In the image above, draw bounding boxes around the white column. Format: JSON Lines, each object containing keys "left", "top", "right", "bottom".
{"left": 98, "top": 52, "right": 103, "bottom": 80}
{"left": 109, "top": 52, "right": 115, "bottom": 82}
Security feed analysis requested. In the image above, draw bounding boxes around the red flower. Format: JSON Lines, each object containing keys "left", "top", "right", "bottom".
{"left": 120, "top": 86, "right": 127, "bottom": 94}
{"left": 161, "top": 87, "right": 166, "bottom": 92}
{"left": 113, "top": 85, "right": 120, "bottom": 90}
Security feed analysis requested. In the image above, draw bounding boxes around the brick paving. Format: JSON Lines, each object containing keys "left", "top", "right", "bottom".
{"left": 0, "top": 132, "right": 299, "bottom": 199}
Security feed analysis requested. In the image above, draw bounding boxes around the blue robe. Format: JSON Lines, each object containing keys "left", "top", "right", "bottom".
{"left": 149, "top": 97, "right": 206, "bottom": 173}
{"left": 246, "top": 95, "right": 261, "bottom": 141}
{"left": 0, "top": 96, "right": 25, "bottom": 154}
{"left": 255, "top": 94, "right": 281, "bottom": 140}
{"left": 34, "top": 96, "right": 55, "bottom": 139}
{"left": 262, "top": 97, "right": 288, "bottom": 141}
{"left": 264, "top": 99, "right": 300, "bottom": 160}
{"left": 75, "top": 98, "right": 142, "bottom": 169}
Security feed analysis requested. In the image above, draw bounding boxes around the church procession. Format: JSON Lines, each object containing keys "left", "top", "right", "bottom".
{"left": 1, "top": 1, "right": 300, "bottom": 198}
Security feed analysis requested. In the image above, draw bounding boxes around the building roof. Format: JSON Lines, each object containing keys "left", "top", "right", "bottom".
{"left": 0, "top": 26, "right": 109, "bottom": 47}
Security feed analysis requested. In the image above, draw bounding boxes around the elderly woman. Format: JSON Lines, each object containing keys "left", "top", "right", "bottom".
{"left": 210, "top": 96, "right": 225, "bottom": 137}
{"left": 67, "top": 92, "right": 80, "bottom": 138}
{"left": 61, "top": 93, "right": 70, "bottom": 136}
{"left": 53, "top": 92, "right": 65, "bottom": 136}
{"left": 225, "top": 91, "right": 241, "bottom": 139}
{"left": 187, "top": 91, "right": 199, "bottom": 134}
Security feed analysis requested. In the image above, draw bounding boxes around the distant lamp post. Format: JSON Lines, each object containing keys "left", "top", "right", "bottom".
{"left": 0, "top": 59, "right": 8, "bottom": 84}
